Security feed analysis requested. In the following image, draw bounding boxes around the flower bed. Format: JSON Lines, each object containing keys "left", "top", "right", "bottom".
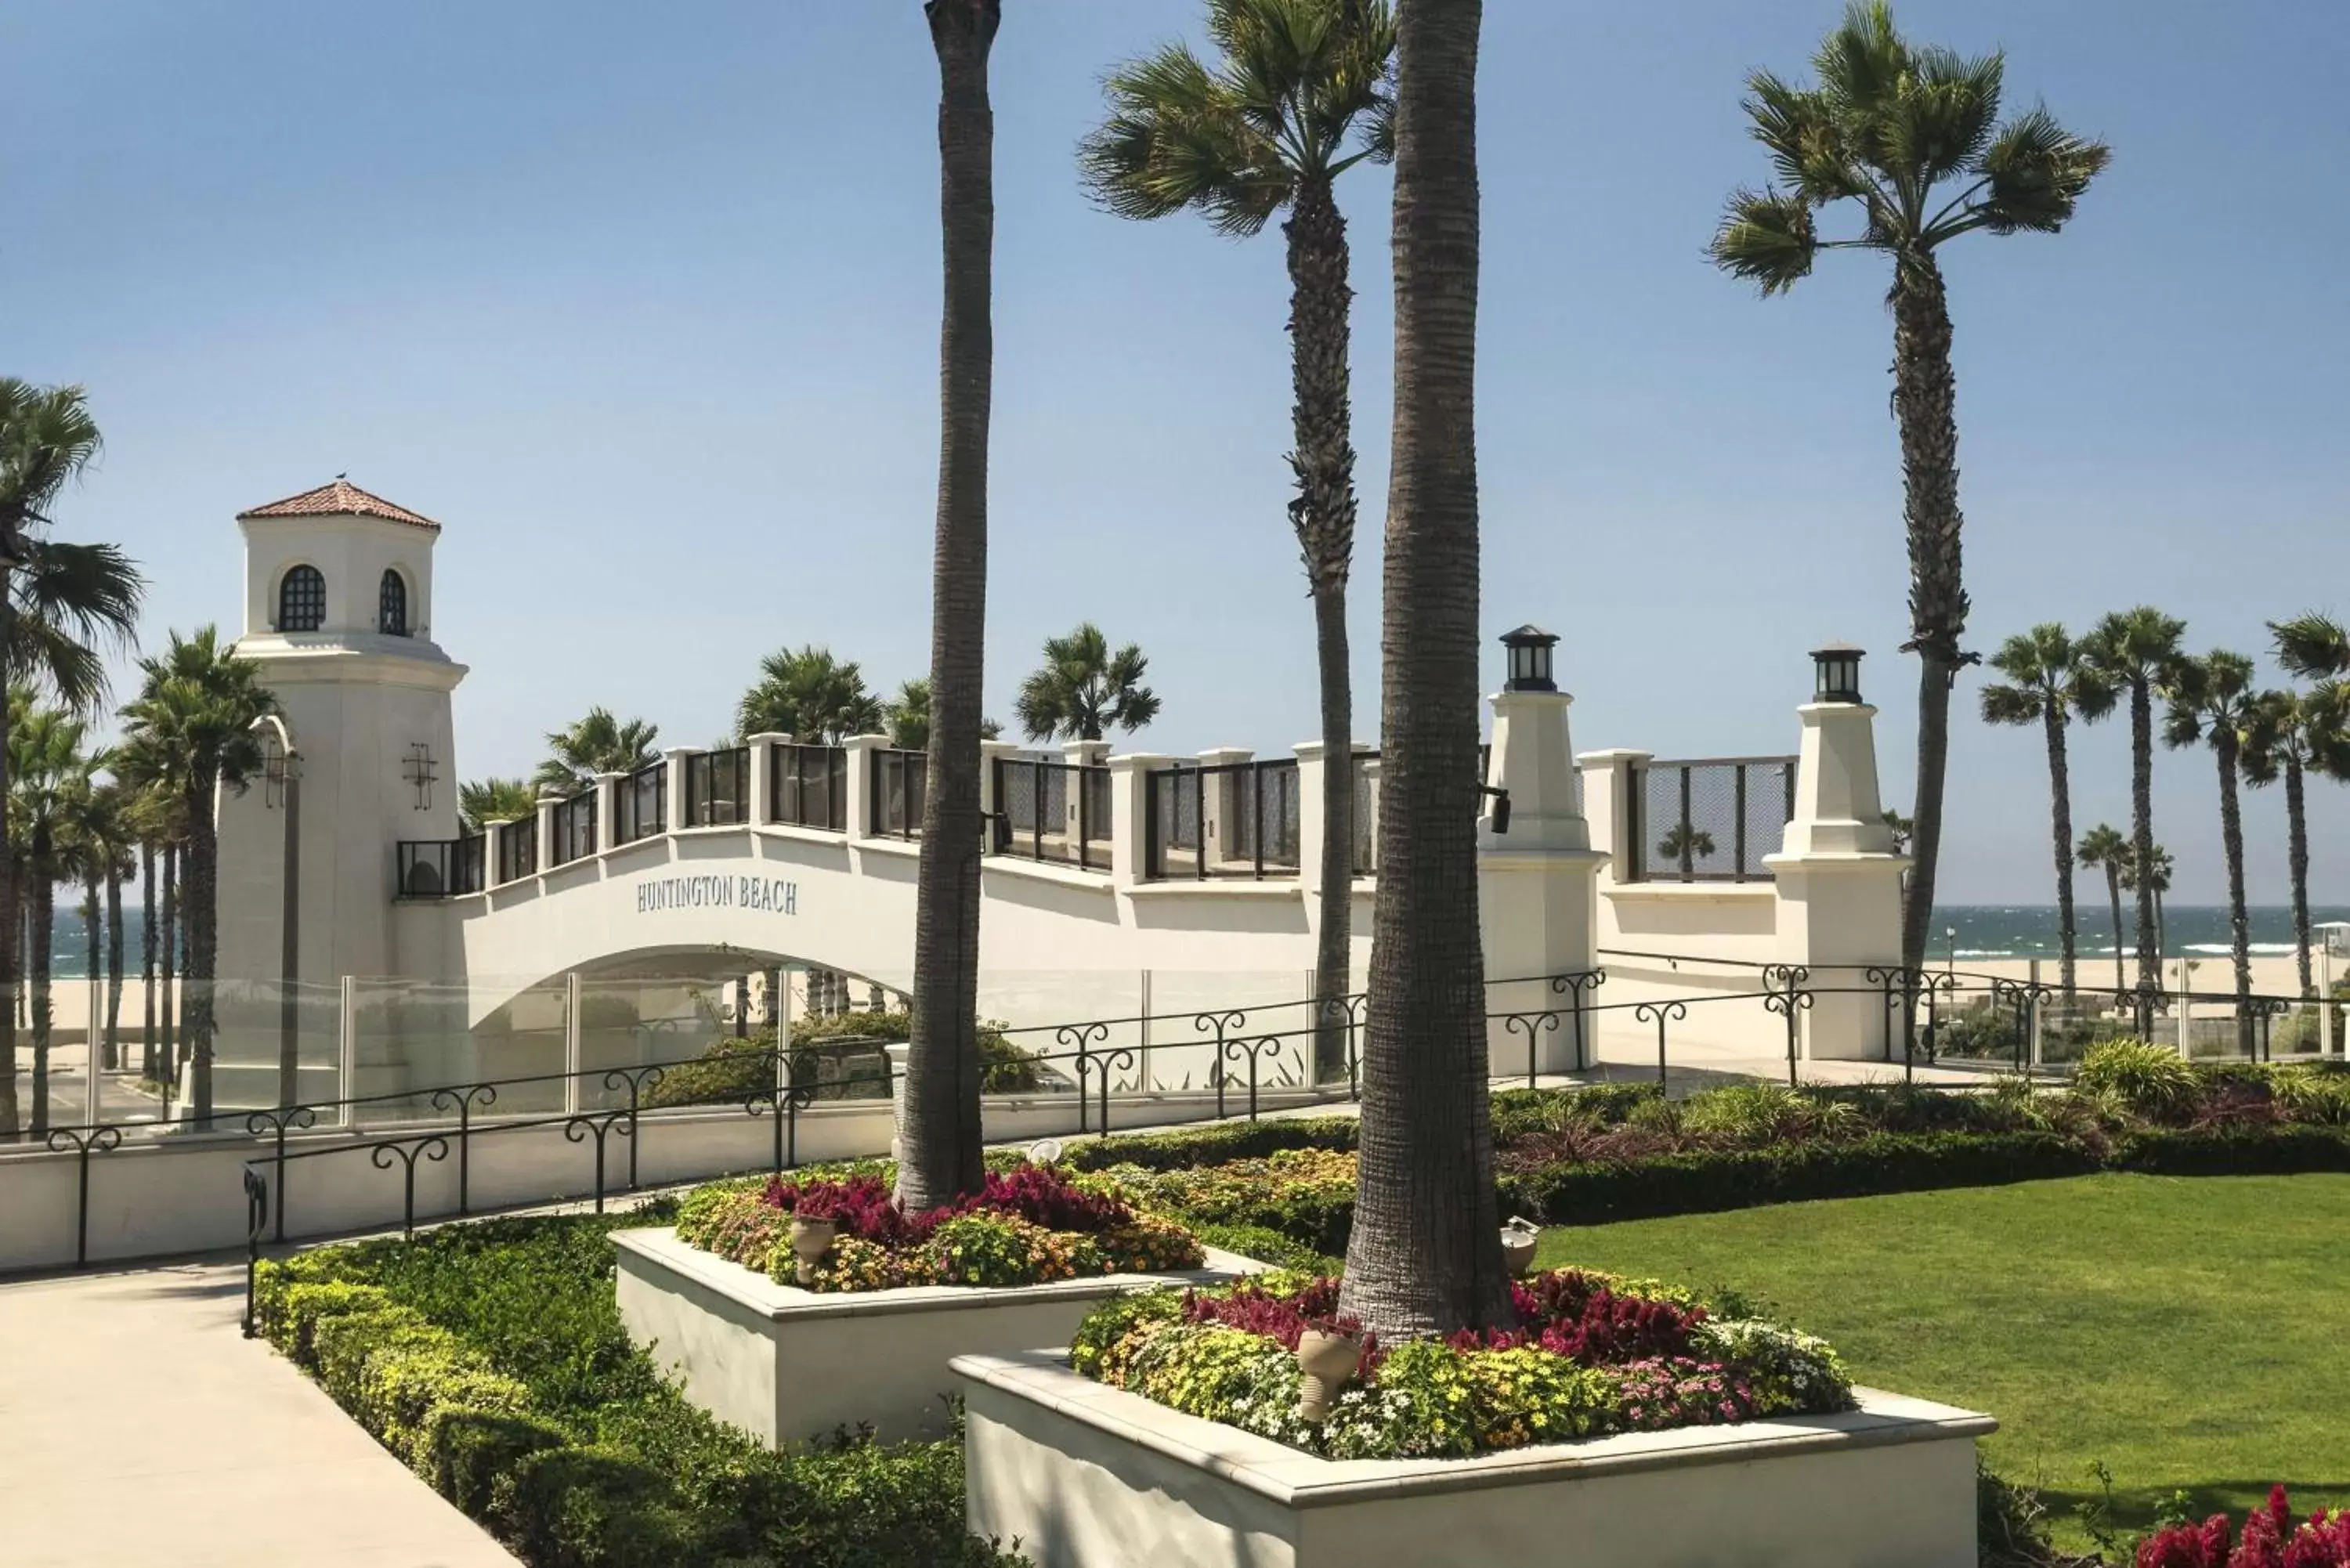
{"left": 1068, "top": 1266, "right": 1851, "bottom": 1460}
{"left": 674, "top": 1164, "right": 1203, "bottom": 1290}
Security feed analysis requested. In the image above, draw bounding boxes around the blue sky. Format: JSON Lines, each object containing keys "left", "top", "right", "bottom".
{"left": 6, "top": 1, "right": 2345, "bottom": 906}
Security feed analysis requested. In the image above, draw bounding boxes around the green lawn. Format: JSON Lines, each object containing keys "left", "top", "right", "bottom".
{"left": 1532, "top": 1172, "right": 2350, "bottom": 1550}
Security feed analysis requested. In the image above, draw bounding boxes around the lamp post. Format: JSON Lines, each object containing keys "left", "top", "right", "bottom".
{"left": 252, "top": 715, "right": 300, "bottom": 1109}
{"left": 1499, "top": 624, "right": 1559, "bottom": 692}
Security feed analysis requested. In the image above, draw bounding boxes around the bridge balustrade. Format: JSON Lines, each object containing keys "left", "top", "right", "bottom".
{"left": 548, "top": 788, "right": 598, "bottom": 867}
{"left": 870, "top": 748, "right": 926, "bottom": 839}
{"left": 394, "top": 836, "right": 484, "bottom": 898}
{"left": 614, "top": 760, "right": 667, "bottom": 844}
{"left": 770, "top": 742, "right": 845, "bottom": 829}
{"left": 687, "top": 746, "right": 750, "bottom": 826}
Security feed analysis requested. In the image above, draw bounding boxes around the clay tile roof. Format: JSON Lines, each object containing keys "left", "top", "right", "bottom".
{"left": 237, "top": 478, "right": 441, "bottom": 532}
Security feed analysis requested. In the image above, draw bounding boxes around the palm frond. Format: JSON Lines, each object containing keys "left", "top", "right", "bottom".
{"left": 2269, "top": 611, "right": 2350, "bottom": 681}
{"left": 1978, "top": 682, "right": 2041, "bottom": 726}
{"left": 1708, "top": 188, "right": 1818, "bottom": 294}
{"left": 1889, "top": 45, "right": 2004, "bottom": 189}
{"left": 1965, "top": 106, "right": 2110, "bottom": 237}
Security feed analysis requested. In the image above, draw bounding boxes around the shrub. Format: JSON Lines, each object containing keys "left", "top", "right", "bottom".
{"left": 256, "top": 1216, "right": 1024, "bottom": 1568}
{"left": 1061, "top": 1116, "right": 1359, "bottom": 1172}
{"left": 640, "top": 1010, "right": 1043, "bottom": 1110}
{"left": 2076, "top": 1039, "right": 2200, "bottom": 1121}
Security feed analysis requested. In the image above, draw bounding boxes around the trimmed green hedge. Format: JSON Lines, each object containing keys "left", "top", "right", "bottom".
{"left": 1065, "top": 1115, "right": 1359, "bottom": 1172}
{"left": 2110, "top": 1124, "right": 2350, "bottom": 1176}
{"left": 1499, "top": 1132, "right": 2101, "bottom": 1225}
{"left": 253, "top": 1214, "right": 1025, "bottom": 1567}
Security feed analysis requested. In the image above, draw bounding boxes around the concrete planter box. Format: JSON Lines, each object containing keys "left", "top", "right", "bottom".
{"left": 955, "top": 1348, "right": 1994, "bottom": 1568}
{"left": 611, "top": 1227, "right": 1260, "bottom": 1443}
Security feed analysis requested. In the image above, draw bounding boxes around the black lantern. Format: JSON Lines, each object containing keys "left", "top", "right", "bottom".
{"left": 1500, "top": 625, "right": 1559, "bottom": 693}
{"left": 1811, "top": 643, "right": 1864, "bottom": 704}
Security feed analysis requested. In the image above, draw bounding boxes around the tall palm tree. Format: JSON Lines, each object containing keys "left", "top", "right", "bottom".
{"left": 60, "top": 771, "right": 132, "bottom": 1072}
{"left": 1711, "top": 3, "right": 2109, "bottom": 983}
{"left": 111, "top": 734, "right": 178, "bottom": 1087}
{"left": 533, "top": 707, "right": 658, "bottom": 794}
{"left": 1012, "top": 622, "right": 1161, "bottom": 742}
{"left": 2242, "top": 687, "right": 2341, "bottom": 999}
{"left": 1336, "top": 0, "right": 1507, "bottom": 1341}
{"left": 2163, "top": 650, "right": 2259, "bottom": 1052}
{"left": 121, "top": 628, "right": 276, "bottom": 1125}
{"left": 2082, "top": 607, "right": 2188, "bottom": 1003}
{"left": 2075, "top": 823, "right": 2129, "bottom": 994}
{"left": 2120, "top": 841, "right": 2174, "bottom": 969}
{"left": 898, "top": 0, "right": 1000, "bottom": 1214}
{"left": 1082, "top": 0, "right": 1394, "bottom": 1093}
{"left": 457, "top": 777, "right": 537, "bottom": 832}
{"left": 1979, "top": 624, "right": 2113, "bottom": 995}
{"left": 887, "top": 677, "right": 931, "bottom": 750}
{"left": 1656, "top": 822, "right": 1716, "bottom": 872}
{"left": 9, "top": 694, "right": 91, "bottom": 1134}
{"left": 0, "top": 381, "right": 146, "bottom": 1136}
{"left": 2268, "top": 612, "right": 2350, "bottom": 995}
{"left": 735, "top": 645, "right": 887, "bottom": 743}
{"left": 92, "top": 780, "right": 132, "bottom": 1075}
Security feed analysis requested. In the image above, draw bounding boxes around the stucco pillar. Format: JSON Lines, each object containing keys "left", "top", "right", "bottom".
{"left": 1196, "top": 747, "right": 1251, "bottom": 869}
{"left": 842, "top": 735, "right": 885, "bottom": 839}
{"left": 1106, "top": 753, "right": 1171, "bottom": 890}
{"left": 1294, "top": 742, "right": 1330, "bottom": 895}
{"left": 1764, "top": 697, "right": 1907, "bottom": 1061}
{"left": 483, "top": 818, "right": 511, "bottom": 887}
{"left": 1480, "top": 688, "right": 1607, "bottom": 1075}
{"left": 884, "top": 1042, "right": 910, "bottom": 1164}
{"left": 533, "top": 790, "right": 562, "bottom": 875}
{"left": 593, "top": 771, "right": 624, "bottom": 854}
{"left": 1576, "top": 750, "right": 1650, "bottom": 884}
{"left": 663, "top": 747, "right": 701, "bottom": 833}
{"left": 743, "top": 732, "right": 790, "bottom": 827}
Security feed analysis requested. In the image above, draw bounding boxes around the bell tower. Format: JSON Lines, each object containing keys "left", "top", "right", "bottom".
{"left": 215, "top": 479, "right": 467, "bottom": 1066}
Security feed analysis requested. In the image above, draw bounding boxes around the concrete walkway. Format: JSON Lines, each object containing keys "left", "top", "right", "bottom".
{"left": 0, "top": 1256, "right": 518, "bottom": 1567}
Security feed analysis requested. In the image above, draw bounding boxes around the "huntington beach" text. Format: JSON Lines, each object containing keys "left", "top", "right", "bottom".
{"left": 634, "top": 874, "right": 797, "bottom": 916}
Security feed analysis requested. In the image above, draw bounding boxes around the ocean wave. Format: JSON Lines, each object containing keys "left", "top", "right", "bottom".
{"left": 2182, "top": 943, "right": 2298, "bottom": 956}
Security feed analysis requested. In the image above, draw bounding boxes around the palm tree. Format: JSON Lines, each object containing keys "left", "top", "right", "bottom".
{"left": 1013, "top": 623, "right": 1161, "bottom": 742}
{"left": 2082, "top": 607, "right": 2188, "bottom": 1003}
{"left": 457, "top": 777, "right": 537, "bottom": 832}
{"left": 533, "top": 707, "right": 658, "bottom": 794}
{"left": 1656, "top": 822, "right": 1716, "bottom": 872}
{"left": 1336, "top": 0, "right": 1508, "bottom": 1341}
{"left": 1082, "top": 0, "right": 1394, "bottom": 1097}
{"left": 2075, "top": 823, "right": 2129, "bottom": 994}
{"left": 2163, "top": 650, "right": 2259, "bottom": 1051}
{"left": 2268, "top": 612, "right": 2350, "bottom": 995}
{"left": 2242, "top": 688, "right": 2336, "bottom": 999}
{"left": 121, "top": 628, "right": 276, "bottom": 1125}
{"left": 0, "top": 381, "right": 146, "bottom": 1136}
{"left": 1711, "top": 3, "right": 2109, "bottom": 984}
{"left": 1979, "top": 624, "right": 2113, "bottom": 995}
{"left": 898, "top": 0, "right": 1000, "bottom": 1214}
{"left": 735, "top": 645, "right": 887, "bottom": 743}
{"left": 61, "top": 773, "right": 133, "bottom": 1072}
{"left": 111, "top": 735, "right": 179, "bottom": 1088}
{"left": 9, "top": 695, "right": 92, "bottom": 1134}
{"left": 2269, "top": 611, "right": 2350, "bottom": 684}
{"left": 2120, "top": 842, "right": 2174, "bottom": 967}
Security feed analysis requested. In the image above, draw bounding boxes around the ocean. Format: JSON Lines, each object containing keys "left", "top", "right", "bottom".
{"left": 1935, "top": 904, "right": 2350, "bottom": 963}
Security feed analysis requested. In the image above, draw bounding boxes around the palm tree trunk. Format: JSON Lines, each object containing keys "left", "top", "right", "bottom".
{"left": 2106, "top": 865, "right": 2124, "bottom": 995}
{"left": 183, "top": 789, "right": 221, "bottom": 1129}
{"left": 2286, "top": 753, "right": 2313, "bottom": 998}
{"left": 161, "top": 844, "right": 178, "bottom": 1086}
{"left": 84, "top": 872, "right": 102, "bottom": 1073}
{"left": 2217, "top": 739, "right": 2251, "bottom": 1055}
{"left": 139, "top": 840, "right": 157, "bottom": 1084}
{"left": 898, "top": 0, "right": 999, "bottom": 1213}
{"left": 105, "top": 866, "right": 125, "bottom": 1074}
{"left": 30, "top": 862, "right": 52, "bottom": 1136}
{"left": 1890, "top": 255, "right": 1969, "bottom": 982}
{"left": 0, "top": 677, "right": 16, "bottom": 1137}
{"left": 2128, "top": 680, "right": 2160, "bottom": 1004}
{"left": 2044, "top": 708, "right": 2077, "bottom": 997}
{"left": 1339, "top": 0, "right": 1509, "bottom": 1341}
{"left": 1286, "top": 173, "right": 1361, "bottom": 1083}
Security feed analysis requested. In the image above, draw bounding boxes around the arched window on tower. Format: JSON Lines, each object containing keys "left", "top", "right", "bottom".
{"left": 277, "top": 565, "right": 325, "bottom": 632}
{"left": 378, "top": 569, "right": 410, "bottom": 637}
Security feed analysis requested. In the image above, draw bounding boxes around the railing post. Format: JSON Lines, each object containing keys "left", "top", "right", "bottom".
{"left": 533, "top": 790, "right": 561, "bottom": 874}
{"left": 842, "top": 735, "right": 884, "bottom": 840}
{"left": 744, "top": 732, "right": 790, "bottom": 827}
{"left": 1106, "top": 754, "right": 1169, "bottom": 889}
{"left": 663, "top": 747, "right": 700, "bottom": 833}
{"left": 337, "top": 976, "right": 358, "bottom": 1126}
{"left": 562, "top": 970, "right": 583, "bottom": 1118}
